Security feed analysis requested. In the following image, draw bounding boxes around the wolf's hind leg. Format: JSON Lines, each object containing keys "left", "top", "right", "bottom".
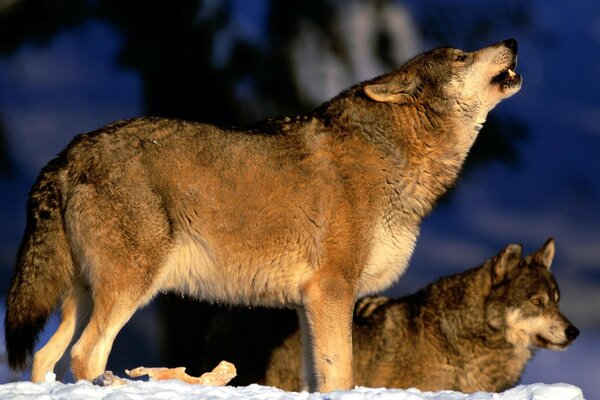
{"left": 64, "top": 182, "right": 171, "bottom": 381}
{"left": 31, "top": 286, "right": 91, "bottom": 382}
{"left": 69, "top": 280, "right": 156, "bottom": 381}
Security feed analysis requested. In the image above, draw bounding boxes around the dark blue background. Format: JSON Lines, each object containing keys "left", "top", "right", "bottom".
{"left": 0, "top": 1, "right": 598, "bottom": 396}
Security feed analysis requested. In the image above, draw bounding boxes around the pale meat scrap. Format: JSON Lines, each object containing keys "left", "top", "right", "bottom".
{"left": 125, "top": 360, "right": 237, "bottom": 386}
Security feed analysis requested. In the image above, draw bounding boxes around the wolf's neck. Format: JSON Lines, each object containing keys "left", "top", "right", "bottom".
{"left": 386, "top": 121, "right": 479, "bottom": 220}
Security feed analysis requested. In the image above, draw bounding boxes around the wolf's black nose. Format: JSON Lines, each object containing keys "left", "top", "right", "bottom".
{"left": 565, "top": 325, "right": 580, "bottom": 341}
{"left": 502, "top": 39, "right": 518, "bottom": 52}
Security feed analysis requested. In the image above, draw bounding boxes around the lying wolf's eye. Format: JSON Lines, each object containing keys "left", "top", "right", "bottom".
{"left": 454, "top": 54, "right": 467, "bottom": 62}
{"left": 531, "top": 298, "right": 543, "bottom": 307}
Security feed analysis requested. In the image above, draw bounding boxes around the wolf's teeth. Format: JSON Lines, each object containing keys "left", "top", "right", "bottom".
{"left": 507, "top": 69, "right": 516, "bottom": 77}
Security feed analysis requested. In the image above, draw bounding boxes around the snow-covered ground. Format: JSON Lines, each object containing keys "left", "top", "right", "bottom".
{"left": 0, "top": 373, "right": 585, "bottom": 400}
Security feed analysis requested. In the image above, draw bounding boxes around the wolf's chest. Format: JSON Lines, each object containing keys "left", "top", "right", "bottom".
{"left": 358, "top": 223, "right": 418, "bottom": 296}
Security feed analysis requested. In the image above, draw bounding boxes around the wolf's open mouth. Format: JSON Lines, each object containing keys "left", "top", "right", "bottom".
{"left": 535, "top": 334, "right": 569, "bottom": 349}
{"left": 492, "top": 59, "right": 521, "bottom": 88}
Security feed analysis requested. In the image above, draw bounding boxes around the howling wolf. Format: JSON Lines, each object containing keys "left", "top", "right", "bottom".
{"left": 5, "top": 39, "right": 521, "bottom": 392}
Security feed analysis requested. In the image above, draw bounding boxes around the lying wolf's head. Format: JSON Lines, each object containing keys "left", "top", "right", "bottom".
{"left": 362, "top": 39, "right": 521, "bottom": 125}
{"left": 485, "top": 239, "right": 579, "bottom": 351}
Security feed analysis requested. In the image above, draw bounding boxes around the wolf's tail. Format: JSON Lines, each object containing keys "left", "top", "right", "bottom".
{"left": 5, "top": 156, "right": 74, "bottom": 370}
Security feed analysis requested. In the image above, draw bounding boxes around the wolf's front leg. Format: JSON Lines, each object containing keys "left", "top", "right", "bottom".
{"left": 298, "top": 272, "right": 355, "bottom": 392}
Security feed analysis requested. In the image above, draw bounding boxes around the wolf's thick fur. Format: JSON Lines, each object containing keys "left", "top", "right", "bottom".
{"left": 258, "top": 239, "right": 579, "bottom": 392}
{"left": 5, "top": 40, "right": 521, "bottom": 391}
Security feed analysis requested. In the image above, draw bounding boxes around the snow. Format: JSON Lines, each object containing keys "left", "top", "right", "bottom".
{"left": 0, "top": 373, "right": 585, "bottom": 400}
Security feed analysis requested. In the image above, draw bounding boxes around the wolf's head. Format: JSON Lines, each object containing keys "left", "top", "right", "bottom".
{"left": 485, "top": 239, "right": 579, "bottom": 351}
{"left": 362, "top": 39, "right": 521, "bottom": 127}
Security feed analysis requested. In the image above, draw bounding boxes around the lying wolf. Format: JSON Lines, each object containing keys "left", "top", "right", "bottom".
{"left": 5, "top": 39, "right": 521, "bottom": 392}
{"left": 261, "top": 238, "right": 579, "bottom": 392}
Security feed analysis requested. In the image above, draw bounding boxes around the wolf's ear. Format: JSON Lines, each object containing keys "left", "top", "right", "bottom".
{"left": 363, "top": 76, "right": 422, "bottom": 104}
{"left": 529, "top": 237, "right": 555, "bottom": 270}
{"left": 491, "top": 244, "right": 523, "bottom": 285}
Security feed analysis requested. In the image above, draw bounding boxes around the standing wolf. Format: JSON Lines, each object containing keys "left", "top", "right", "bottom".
{"left": 5, "top": 39, "right": 521, "bottom": 392}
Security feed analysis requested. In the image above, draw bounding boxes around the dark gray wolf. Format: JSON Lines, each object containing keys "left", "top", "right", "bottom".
{"left": 5, "top": 39, "right": 521, "bottom": 392}
{"left": 260, "top": 239, "right": 579, "bottom": 392}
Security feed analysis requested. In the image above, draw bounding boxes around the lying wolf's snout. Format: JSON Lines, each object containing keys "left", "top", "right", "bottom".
{"left": 566, "top": 325, "right": 580, "bottom": 341}
{"left": 502, "top": 39, "right": 518, "bottom": 53}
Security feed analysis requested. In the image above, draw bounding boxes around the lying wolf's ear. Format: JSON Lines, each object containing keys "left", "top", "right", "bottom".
{"left": 363, "top": 76, "right": 422, "bottom": 104}
{"left": 528, "top": 237, "right": 555, "bottom": 270}
{"left": 492, "top": 244, "right": 523, "bottom": 285}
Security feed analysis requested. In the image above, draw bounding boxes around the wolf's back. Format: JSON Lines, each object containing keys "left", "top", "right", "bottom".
{"left": 4, "top": 155, "right": 74, "bottom": 370}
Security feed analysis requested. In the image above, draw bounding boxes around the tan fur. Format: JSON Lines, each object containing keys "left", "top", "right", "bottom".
{"left": 5, "top": 40, "right": 522, "bottom": 392}
{"left": 258, "top": 239, "right": 578, "bottom": 393}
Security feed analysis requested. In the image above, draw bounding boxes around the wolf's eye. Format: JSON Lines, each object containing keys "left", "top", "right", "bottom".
{"left": 454, "top": 54, "right": 467, "bottom": 62}
{"left": 531, "top": 298, "right": 543, "bottom": 307}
